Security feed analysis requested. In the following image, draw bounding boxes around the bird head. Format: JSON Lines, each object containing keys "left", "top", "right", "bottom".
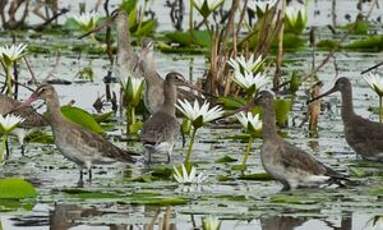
{"left": 308, "top": 77, "right": 351, "bottom": 104}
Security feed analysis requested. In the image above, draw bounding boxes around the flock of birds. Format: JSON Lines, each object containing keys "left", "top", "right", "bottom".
{"left": 1, "top": 11, "right": 383, "bottom": 191}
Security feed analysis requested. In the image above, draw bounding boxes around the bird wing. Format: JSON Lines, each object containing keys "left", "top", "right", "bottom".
{"left": 141, "top": 112, "right": 179, "bottom": 144}
{"left": 68, "top": 124, "right": 139, "bottom": 163}
{"left": 279, "top": 140, "right": 343, "bottom": 178}
{"left": 0, "top": 95, "right": 47, "bottom": 128}
{"left": 347, "top": 116, "right": 383, "bottom": 156}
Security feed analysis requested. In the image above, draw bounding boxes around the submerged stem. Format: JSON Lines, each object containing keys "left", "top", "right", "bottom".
{"left": 185, "top": 127, "right": 198, "bottom": 168}
{"left": 241, "top": 136, "right": 253, "bottom": 168}
{"left": 5, "top": 65, "right": 13, "bottom": 97}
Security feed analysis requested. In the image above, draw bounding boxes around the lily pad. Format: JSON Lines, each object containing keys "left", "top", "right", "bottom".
{"left": 215, "top": 155, "right": 238, "bottom": 163}
{"left": 0, "top": 178, "right": 37, "bottom": 199}
{"left": 270, "top": 194, "right": 319, "bottom": 205}
{"left": 120, "top": 192, "right": 188, "bottom": 206}
{"left": 60, "top": 105, "right": 105, "bottom": 134}
{"left": 62, "top": 189, "right": 122, "bottom": 199}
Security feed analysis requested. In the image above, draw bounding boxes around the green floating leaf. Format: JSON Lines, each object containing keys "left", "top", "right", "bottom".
{"left": 214, "top": 194, "right": 247, "bottom": 201}
{"left": 270, "top": 194, "right": 319, "bottom": 204}
{"left": 217, "top": 96, "right": 246, "bottom": 110}
{"left": 60, "top": 106, "right": 105, "bottom": 134}
{"left": 316, "top": 39, "right": 340, "bottom": 50}
{"left": 231, "top": 164, "right": 247, "bottom": 171}
{"left": 25, "top": 130, "right": 54, "bottom": 144}
{"left": 165, "top": 30, "right": 211, "bottom": 48}
{"left": 215, "top": 155, "right": 238, "bottom": 163}
{"left": 93, "top": 112, "right": 114, "bottom": 123}
{"left": 0, "top": 199, "right": 35, "bottom": 212}
{"left": 158, "top": 42, "right": 207, "bottom": 54}
{"left": 0, "top": 178, "right": 37, "bottom": 199}
{"left": 368, "top": 187, "right": 383, "bottom": 196}
{"left": 217, "top": 175, "right": 233, "bottom": 181}
{"left": 121, "top": 192, "right": 188, "bottom": 206}
{"left": 238, "top": 173, "right": 274, "bottom": 181}
{"left": 344, "top": 21, "right": 369, "bottom": 35}
{"left": 345, "top": 35, "right": 383, "bottom": 51}
{"left": 62, "top": 189, "right": 122, "bottom": 199}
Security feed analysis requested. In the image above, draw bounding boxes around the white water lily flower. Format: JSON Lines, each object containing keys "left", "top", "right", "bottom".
{"left": 122, "top": 76, "right": 144, "bottom": 107}
{"left": 236, "top": 112, "right": 262, "bottom": 132}
{"left": 176, "top": 99, "right": 224, "bottom": 128}
{"left": 227, "top": 54, "right": 264, "bottom": 74}
{"left": 0, "top": 43, "right": 27, "bottom": 65}
{"left": 233, "top": 71, "right": 267, "bottom": 92}
{"left": 73, "top": 12, "right": 99, "bottom": 30}
{"left": 364, "top": 73, "right": 383, "bottom": 96}
{"left": 202, "top": 216, "right": 222, "bottom": 230}
{"left": 173, "top": 164, "right": 208, "bottom": 184}
{"left": 193, "top": 0, "right": 224, "bottom": 17}
{"left": 285, "top": 4, "right": 307, "bottom": 28}
{"left": 247, "top": 0, "right": 277, "bottom": 13}
{"left": 0, "top": 114, "right": 25, "bottom": 133}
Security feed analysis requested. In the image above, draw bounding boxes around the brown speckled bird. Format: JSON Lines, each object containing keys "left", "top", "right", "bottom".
{"left": 19, "top": 84, "right": 139, "bottom": 185}
{"left": 309, "top": 77, "right": 383, "bottom": 162}
{"left": 256, "top": 91, "right": 348, "bottom": 191}
{"left": 140, "top": 72, "right": 186, "bottom": 163}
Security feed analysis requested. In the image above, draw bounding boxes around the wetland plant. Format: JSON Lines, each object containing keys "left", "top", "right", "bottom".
{"left": 0, "top": 43, "right": 27, "bottom": 97}
{"left": 0, "top": 114, "right": 24, "bottom": 162}
{"left": 172, "top": 164, "right": 207, "bottom": 184}
{"left": 72, "top": 12, "right": 100, "bottom": 42}
{"left": 235, "top": 111, "right": 262, "bottom": 170}
{"left": 176, "top": 99, "right": 224, "bottom": 168}
{"left": 121, "top": 75, "right": 144, "bottom": 135}
{"left": 202, "top": 215, "right": 222, "bottom": 230}
{"left": 363, "top": 73, "right": 383, "bottom": 123}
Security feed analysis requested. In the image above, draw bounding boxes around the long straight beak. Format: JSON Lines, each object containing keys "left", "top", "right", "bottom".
{"left": 307, "top": 87, "right": 337, "bottom": 104}
{"left": 178, "top": 80, "right": 217, "bottom": 99}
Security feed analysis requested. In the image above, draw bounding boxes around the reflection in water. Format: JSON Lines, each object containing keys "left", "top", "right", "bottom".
{"left": 49, "top": 204, "right": 177, "bottom": 230}
{"left": 261, "top": 216, "right": 306, "bottom": 230}
{"left": 260, "top": 213, "right": 354, "bottom": 230}
{"left": 49, "top": 203, "right": 103, "bottom": 229}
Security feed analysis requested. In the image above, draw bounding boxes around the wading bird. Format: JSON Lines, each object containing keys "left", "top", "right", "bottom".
{"left": 256, "top": 91, "right": 348, "bottom": 190}
{"left": 309, "top": 77, "right": 383, "bottom": 162}
{"left": 0, "top": 94, "right": 47, "bottom": 155}
{"left": 18, "top": 84, "right": 139, "bottom": 186}
{"left": 140, "top": 72, "right": 191, "bottom": 163}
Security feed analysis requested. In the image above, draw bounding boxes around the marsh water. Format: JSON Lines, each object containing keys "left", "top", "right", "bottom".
{"left": 0, "top": 0, "right": 382, "bottom": 229}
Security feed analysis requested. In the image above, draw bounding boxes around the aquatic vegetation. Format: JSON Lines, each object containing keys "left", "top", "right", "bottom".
{"left": 247, "top": 0, "right": 277, "bottom": 15}
{"left": 60, "top": 106, "right": 105, "bottom": 134}
{"left": 193, "top": 0, "right": 224, "bottom": 18}
{"left": 202, "top": 215, "right": 222, "bottom": 230}
{"left": 121, "top": 75, "right": 145, "bottom": 135}
{"left": 227, "top": 54, "right": 265, "bottom": 74}
{"left": 235, "top": 112, "right": 262, "bottom": 169}
{"left": 285, "top": 3, "right": 307, "bottom": 35}
{"left": 363, "top": 73, "right": 383, "bottom": 122}
{"left": 176, "top": 99, "right": 224, "bottom": 166}
{"left": 173, "top": 164, "right": 207, "bottom": 184}
{"left": 0, "top": 43, "right": 27, "bottom": 96}
{"left": 0, "top": 114, "right": 24, "bottom": 161}
{"left": 0, "top": 178, "right": 37, "bottom": 210}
